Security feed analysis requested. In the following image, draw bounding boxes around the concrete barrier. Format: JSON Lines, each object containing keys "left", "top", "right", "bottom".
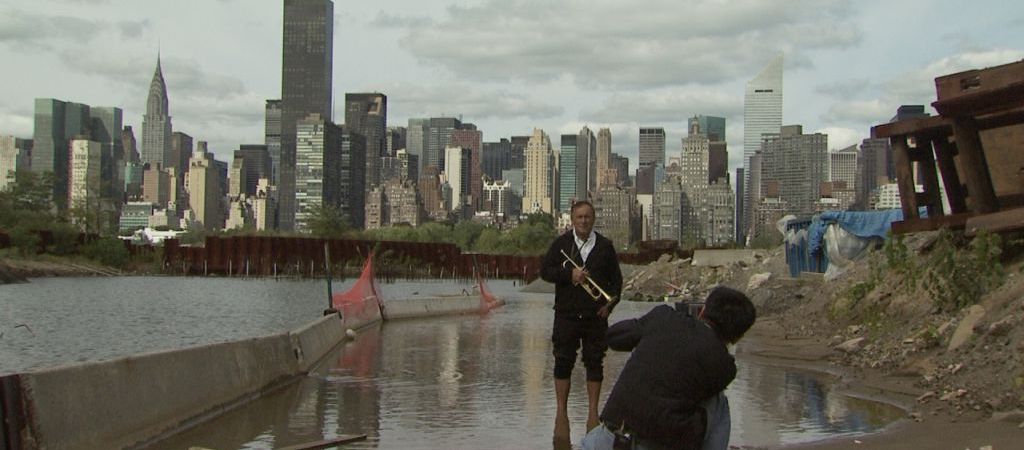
{"left": 13, "top": 333, "right": 298, "bottom": 450}
{"left": 382, "top": 295, "right": 485, "bottom": 320}
{"left": 290, "top": 313, "right": 348, "bottom": 372}
{"left": 1, "top": 293, "right": 496, "bottom": 449}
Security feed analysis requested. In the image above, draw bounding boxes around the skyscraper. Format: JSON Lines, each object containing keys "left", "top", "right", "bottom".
{"left": 558, "top": 134, "right": 578, "bottom": 212}
{"left": 596, "top": 128, "right": 614, "bottom": 189}
{"left": 522, "top": 128, "right": 553, "bottom": 214}
{"left": 482, "top": 139, "right": 512, "bottom": 181}
{"left": 89, "top": 106, "right": 124, "bottom": 203}
{"left": 0, "top": 136, "right": 32, "bottom": 192}
{"left": 280, "top": 0, "right": 334, "bottom": 230}
{"left": 31, "top": 98, "right": 91, "bottom": 211}
{"left": 344, "top": 93, "right": 387, "bottom": 191}
{"left": 294, "top": 114, "right": 340, "bottom": 232}
{"left": 577, "top": 126, "right": 596, "bottom": 195}
{"left": 264, "top": 99, "right": 282, "bottom": 186}
{"left": 142, "top": 55, "right": 172, "bottom": 170}
{"left": 186, "top": 150, "right": 223, "bottom": 231}
{"left": 450, "top": 126, "right": 482, "bottom": 211}
{"left": 638, "top": 127, "right": 666, "bottom": 168}
{"left": 742, "top": 54, "right": 783, "bottom": 240}
{"left": 689, "top": 115, "right": 728, "bottom": 183}
{"left": 759, "top": 125, "right": 828, "bottom": 217}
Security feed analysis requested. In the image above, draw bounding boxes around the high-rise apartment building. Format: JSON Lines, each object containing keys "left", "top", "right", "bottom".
{"left": 185, "top": 150, "right": 223, "bottom": 231}
{"left": 743, "top": 55, "right": 783, "bottom": 240}
{"left": 385, "top": 126, "right": 406, "bottom": 156}
{"left": 68, "top": 137, "right": 102, "bottom": 228}
{"left": 406, "top": 118, "right": 428, "bottom": 178}
{"left": 651, "top": 178, "right": 682, "bottom": 241}
{"left": 681, "top": 122, "right": 710, "bottom": 189}
{"left": 639, "top": 127, "right": 666, "bottom": 168}
{"left": 829, "top": 145, "right": 858, "bottom": 194}
{"left": 339, "top": 128, "right": 366, "bottom": 229}
{"left": 705, "top": 182, "right": 735, "bottom": 247}
{"left": 142, "top": 56, "right": 172, "bottom": 170}
{"left": 510, "top": 135, "right": 529, "bottom": 170}
{"left": 280, "top": 0, "right": 333, "bottom": 230}
{"left": 593, "top": 185, "right": 634, "bottom": 250}
{"left": 344, "top": 93, "right": 387, "bottom": 191}
{"left": 735, "top": 167, "right": 744, "bottom": 243}
{"left": 759, "top": 125, "right": 828, "bottom": 217}
{"left": 142, "top": 163, "right": 171, "bottom": 207}
{"left": 0, "top": 136, "right": 32, "bottom": 191}
{"left": 294, "top": 114, "right": 339, "bottom": 232}
{"left": 522, "top": 128, "right": 553, "bottom": 214}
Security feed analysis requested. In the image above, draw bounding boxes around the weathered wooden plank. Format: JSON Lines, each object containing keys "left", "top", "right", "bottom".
{"left": 964, "top": 207, "right": 1024, "bottom": 236}
{"left": 871, "top": 115, "right": 951, "bottom": 139}
{"left": 890, "top": 136, "right": 919, "bottom": 220}
{"left": 950, "top": 117, "right": 1000, "bottom": 214}
{"left": 915, "top": 138, "right": 945, "bottom": 217}
{"left": 932, "top": 138, "right": 968, "bottom": 214}
{"left": 891, "top": 213, "right": 973, "bottom": 235}
{"left": 276, "top": 435, "right": 368, "bottom": 450}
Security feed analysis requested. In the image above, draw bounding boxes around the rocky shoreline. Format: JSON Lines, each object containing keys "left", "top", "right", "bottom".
{"left": 0, "top": 257, "right": 123, "bottom": 284}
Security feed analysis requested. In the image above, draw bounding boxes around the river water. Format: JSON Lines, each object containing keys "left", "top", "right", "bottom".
{"left": 0, "top": 277, "right": 903, "bottom": 449}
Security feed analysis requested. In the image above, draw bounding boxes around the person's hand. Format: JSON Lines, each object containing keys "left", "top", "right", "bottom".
{"left": 597, "top": 304, "right": 611, "bottom": 319}
{"left": 572, "top": 267, "right": 588, "bottom": 285}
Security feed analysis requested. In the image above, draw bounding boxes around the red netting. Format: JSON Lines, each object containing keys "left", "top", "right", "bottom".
{"left": 476, "top": 273, "right": 503, "bottom": 312}
{"left": 332, "top": 255, "right": 384, "bottom": 326}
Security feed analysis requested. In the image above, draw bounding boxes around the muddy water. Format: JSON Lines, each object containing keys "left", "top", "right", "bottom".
{"left": 145, "top": 292, "right": 903, "bottom": 450}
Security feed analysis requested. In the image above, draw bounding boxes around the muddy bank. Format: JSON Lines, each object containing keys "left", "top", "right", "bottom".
{"left": 0, "top": 257, "right": 121, "bottom": 284}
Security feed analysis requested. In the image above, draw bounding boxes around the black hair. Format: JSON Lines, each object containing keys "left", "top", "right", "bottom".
{"left": 702, "top": 286, "right": 756, "bottom": 344}
{"left": 570, "top": 200, "right": 594, "bottom": 215}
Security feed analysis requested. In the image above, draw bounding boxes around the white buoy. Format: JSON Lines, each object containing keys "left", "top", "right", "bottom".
{"left": 345, "top": 329, "right": 356, "bottom": 338}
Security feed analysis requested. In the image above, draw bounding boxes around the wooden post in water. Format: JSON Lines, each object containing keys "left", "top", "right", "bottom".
{"left": 323, "top": 243, "right": 336, "bottom": 316}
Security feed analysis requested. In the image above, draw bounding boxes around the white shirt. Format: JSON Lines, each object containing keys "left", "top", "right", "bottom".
{"left": 574, "top": 230, "right": 596, "bottom": 263}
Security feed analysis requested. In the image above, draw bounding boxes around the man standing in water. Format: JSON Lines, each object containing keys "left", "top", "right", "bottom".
{"left": 541, "top": 200, "right": 623, "bottom": 443}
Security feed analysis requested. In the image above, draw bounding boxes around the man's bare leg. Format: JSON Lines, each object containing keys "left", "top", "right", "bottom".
{"left": 554, "top": 378, "right": 571, "bottom": 439}
{"left": 586, "top": 380, "right": 601, "bottom": 432}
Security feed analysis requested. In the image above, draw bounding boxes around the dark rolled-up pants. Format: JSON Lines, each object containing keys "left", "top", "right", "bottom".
{"left": 552, "top": 314, "right": 608, "bottom": 382}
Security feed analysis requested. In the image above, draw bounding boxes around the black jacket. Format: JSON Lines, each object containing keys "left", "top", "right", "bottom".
{"left": 600, "top": 304, "right": 736, "bottom": 449}
{"left": 540, "top": 230, "right": 622, "bottom": 317}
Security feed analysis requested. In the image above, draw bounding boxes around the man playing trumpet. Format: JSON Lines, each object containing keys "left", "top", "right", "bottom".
{"left": 541, "top": 200, "right": 623, "bottom": 444}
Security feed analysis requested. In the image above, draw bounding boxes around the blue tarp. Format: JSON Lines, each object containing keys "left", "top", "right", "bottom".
{"left": 806, "top": 209, "right": 925, "bottom": 256}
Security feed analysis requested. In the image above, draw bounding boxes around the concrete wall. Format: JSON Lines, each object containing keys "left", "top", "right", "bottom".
{"left": 291, "top": 313, "right": 349, "bottom": 372}
{"left": 691, "top": 249, "right": 763, "bottom": 267}
{"left": 381, "top": 296, "right": 485, "bottom": 320}
{"left": 16, "top": 334, "right": 298, "bottom": 450}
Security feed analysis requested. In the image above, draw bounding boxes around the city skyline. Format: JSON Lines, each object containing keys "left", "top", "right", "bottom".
{"left": 0, "top": 0, "right": 1021, "bottom": 178}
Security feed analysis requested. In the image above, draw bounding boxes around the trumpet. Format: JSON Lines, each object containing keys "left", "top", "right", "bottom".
{"left": 560, "top": 249, "right": 617, "bottom": 303}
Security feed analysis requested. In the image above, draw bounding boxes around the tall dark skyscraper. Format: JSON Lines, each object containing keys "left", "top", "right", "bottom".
{"left": 280, "top": 0, "right": 334, "bottom": 231}
{"left": 344, "top": 93, "right": 387, "bottom": 192}
{"left": 264, "top": 99, "right": 282, "bottom": 186}
{"left": 142, "top": 55, "right": 172, "bottom": 170}
{"left": 638, "top": 127, "right": 666, "bottom": 168}
{"left": 32, "top": 98, "right": 91, "bottom": 210}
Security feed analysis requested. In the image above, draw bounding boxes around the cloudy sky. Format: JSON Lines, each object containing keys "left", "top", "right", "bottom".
{"left": 1, "top": 0, "right": 1021, "bottom": 177}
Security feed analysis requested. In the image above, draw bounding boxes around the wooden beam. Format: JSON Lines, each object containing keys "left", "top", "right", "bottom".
{"left": 915, "top": 138, "right": 945, "bottom": 217}
{"left": 932, "top": 138, "right": 968, "bottom": 214}
{"left": 890, "top": 136, "right": 919, "bottom": 220}
{"left": 950, "top": 117, "right": 1000, "bottom": 214}
{"left": 965, "top": 207, "right": 1024, "bottom": 236}
{"left": 891, "top": 213, "right": 973, "bottom": 235}
{"left": 276, "top": 435, "right": 368, "bottom": 450}
{"left": 871, "top": 115, "right": 952, "bottom": 139}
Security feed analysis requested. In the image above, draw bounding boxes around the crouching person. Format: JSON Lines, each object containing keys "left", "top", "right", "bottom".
{"left": 582, "top": 286, "right": 756, "bottom": 450}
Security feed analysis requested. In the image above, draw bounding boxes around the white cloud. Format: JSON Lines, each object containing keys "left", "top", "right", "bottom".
{"left": 815, "top": 126, "right": 863, "bottom": 151}
{"left": 390, "top": 0, "right": 861, "bottom": 89}
{"left": 386, "top": 82, "right": 563, "bottom": 122}
{"left": 582, "top": 90, "right": 742, "bottom": 125}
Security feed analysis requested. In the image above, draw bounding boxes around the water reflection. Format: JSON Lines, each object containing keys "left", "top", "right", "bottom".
{"left": 146, "top": 294, "right": 902, "bottom": 450}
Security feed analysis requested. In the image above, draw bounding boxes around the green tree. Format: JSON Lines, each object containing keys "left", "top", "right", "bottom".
{"left": 306, "top": 204, "right": 350, "bottom": 238}
{"left": 80, "top": 237, "right": 130, "bottom": 268}
{"left": 451, "top": 220, "right": 485, "bottom": 250}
